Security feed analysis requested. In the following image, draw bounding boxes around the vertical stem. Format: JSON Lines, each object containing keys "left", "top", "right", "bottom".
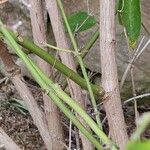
{"left": 29, "top": 1, "right": 64, "bottom": 149}
{"left": 57, "top": 0, "right": 102, "bottom": 130}
{"left": 45, "top": 0, "right": 94, "bottom": 149}
{"left": 0, "top": 40, "right": 53, "bottom": 150}
{"left": 100, "top": 0, "right": 128, "bottom": 149}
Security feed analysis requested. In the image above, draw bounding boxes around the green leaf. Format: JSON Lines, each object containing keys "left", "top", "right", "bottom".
{"left": 126, "top": 141, "right": 150, "bottom": 150}
{"left": 67, "top": 11, "right": 97, "bottom": 33}
{"left": 10, "top": 98, "right": 28, "bottom": 115}
{"left": 117, "top": 0, "right": 123, "bottom": 25}
{"left": 119, "top": 0, "right": 141, "bottom": 49}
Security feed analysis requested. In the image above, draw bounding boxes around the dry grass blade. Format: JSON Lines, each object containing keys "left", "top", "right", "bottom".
{"left": 124, "top": 93, "right": 150, "bottom": 104}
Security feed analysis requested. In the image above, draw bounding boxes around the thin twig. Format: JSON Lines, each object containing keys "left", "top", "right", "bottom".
{"left": 74, "top": 127, "right": 80, "bottom": 150}
{"left": 68, "top": 110, "right": 73, "bottom": 150}
{"left": 43, "top": 43, "right": 80, "bottom": 55}
{"left": 130, "top": 66, "right": 139, "bottom": 126}
{"left": 57, "top": 0, "right": 103, "bottom": 131}
{"left": 124, "top": 93, "right": 150, "bottom": 104}
{"left": 86, "top": 0, "right": 90, "bottom": 14}
{"left": 135, "top": 39, "right": 150, "bottom": 61}
{"left": 0, "top": 77, "right": 8, "bottom": 85}
{"left": 142, "top": 22, "right": 150, "bottom": 36}
{"left": 75, "top": 12, "right": 93, "bottom": 33}
{"left": 123, "top": 27, "right": 140, "bottom": 126}
{"left": 62, "top": 122, "right": 76, "bottom": 135}
{"left": 120, "top": 37, "right": 150, "bottom": 89}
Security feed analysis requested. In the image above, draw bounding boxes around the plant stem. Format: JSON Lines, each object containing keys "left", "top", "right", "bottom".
{"left": 47, "top": 91, "right": 102, "bottom": 150}
{"left": 81, "top": 27, "right": 99, "bottom": 59}
{"left": 30, "top": 58, "right": 113, "bottom": 148}
{"left": 0, "top": 19, "right": 117, "bottom": 149}
{"left": 0, "top": 29, "right": 103, "bottom": 97}
{"left": 100, "top": 1, "right": 128, "bottom": 149}
{"left": 45, "top": 43, "right": 79, "bottom": 55}
{"left": 56, "top": 0, "right": 102, "bottom": 130}
{"left": 0, "top": 20, "right": 103, "bottom": 149}
{"left": 61, "top": 27, "right": 100, "bottom": 91}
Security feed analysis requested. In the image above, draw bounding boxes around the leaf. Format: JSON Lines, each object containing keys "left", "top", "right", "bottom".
{"left": 10, "top": 98, "right": 28, "bottom": 115}
{"left": 118, "top": 0, "right": 141, "bottom": 49}
{"left": 67, "top": 11, "right": 97, "bottom": 33}
{"left": 117, "top": 0, "right": 123, "bottom": 25}
{"left": 126, "top": 141, "right": 150, "bottom": 150}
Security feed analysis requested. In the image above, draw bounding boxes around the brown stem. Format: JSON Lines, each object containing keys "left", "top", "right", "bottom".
{"left": 0, "top": 127, "right": 21, "bottom": 150}
{"left": 0, "top": 40, "right": 20, "bottom": 76}
{"left": 100, "top": 1, "right": 128, "bottom": 149}
{"left": 29, "top": 1, "right": 64, "bottom": 149}
{"left": 0, "top": 40, "right": 53, "bottom": 149}
{"left": 45, "top": 0, "right": 94, "bottom": 149}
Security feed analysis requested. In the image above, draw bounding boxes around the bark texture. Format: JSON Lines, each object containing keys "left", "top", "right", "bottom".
{"left": 0, "top": 127, "right": 21, "bottom": 150}
{"left": 12, "top": 75, "right": 53, "bottom": 150}
{"left": 100, "top": 0, "right": 128, "bottom": 149}
{"left": 29, "top": 1, "right": 64, "bottom": 149}
{"left": 0, "top": 40, "right": 53, "bottom": 150}
{"left": 45, "top": 0, "right": 94, "bottom": 149}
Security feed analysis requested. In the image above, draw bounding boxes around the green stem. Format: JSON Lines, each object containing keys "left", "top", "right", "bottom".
{"left": 57, "top": 0, "right": 102, "bottom": 130}
{"left": 1, "top": 30, "right": 103, "bottom": 97}
{"left": 29, "top": 55, "right": 112, "bottom": 148}
{"left": 31, "top": 59, "right": 102, "bottom": 150}
{"left": 0, "top": 20, "right": 103, "bottom": 149}
{"left": 28, "top": 49, "right": 116, "bottom": 150}
{"left": 48, "top": 91, "right": 102, "bottom": 150}
{"left": 81, "top": 27, "right": 99, "bottom": 59}
{"left": 62, "top": 27, "right": 100, "bottom": 90}
{"left": 45, "top": 43, "right": 79, "bottom": 55}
